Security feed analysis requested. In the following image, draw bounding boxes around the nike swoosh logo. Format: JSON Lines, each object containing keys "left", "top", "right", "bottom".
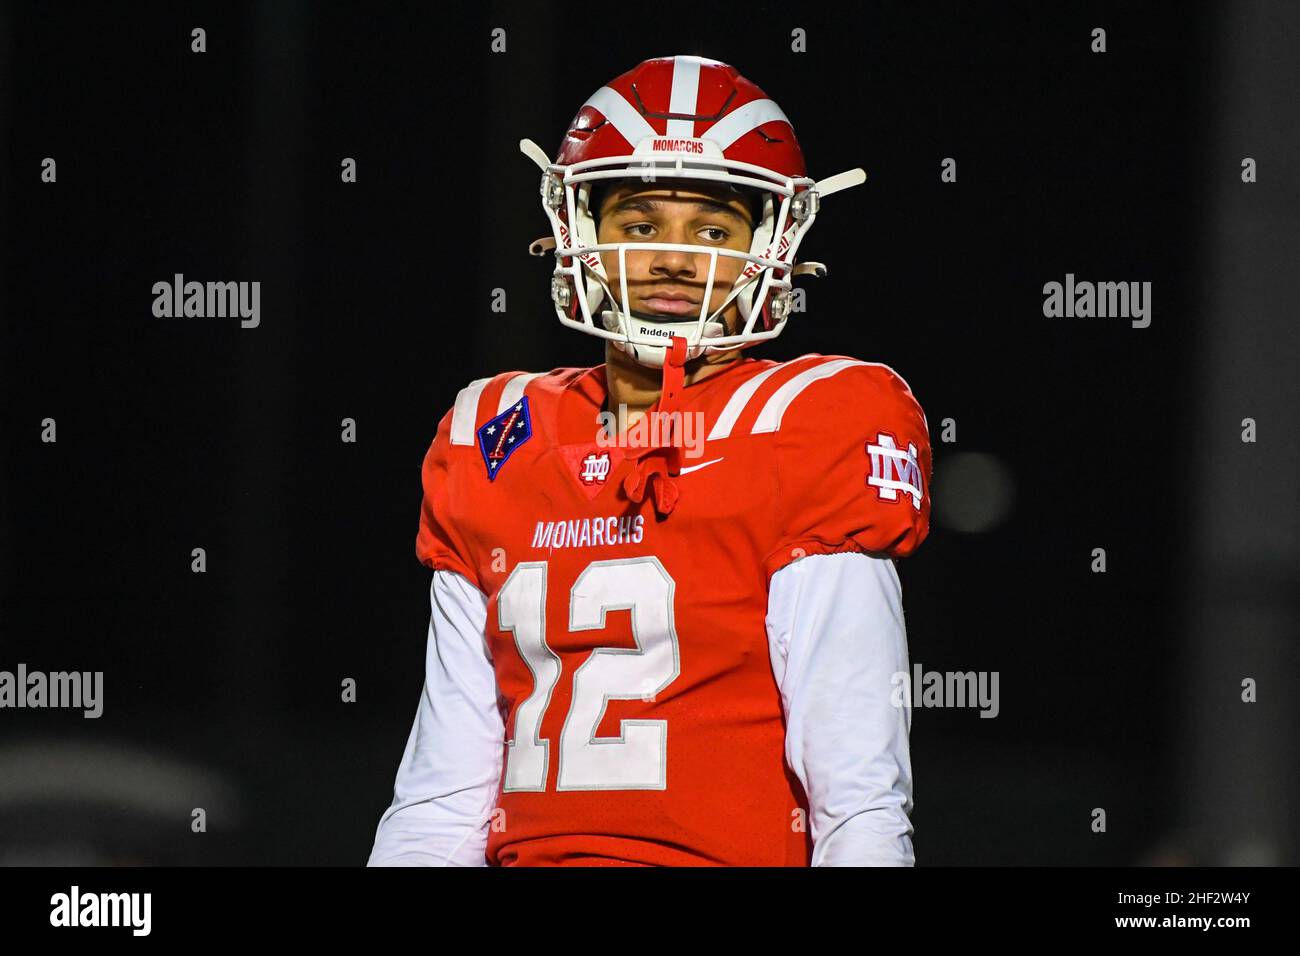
{"left": 680, "top": 457, "right": 725, "bottom": 475}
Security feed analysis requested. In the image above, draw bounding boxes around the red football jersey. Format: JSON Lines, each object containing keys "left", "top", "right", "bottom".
{"left": 415, "top": 353, "right": 931, "bottom": 866}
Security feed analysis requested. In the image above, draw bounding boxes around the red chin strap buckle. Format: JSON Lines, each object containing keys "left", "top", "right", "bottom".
{"left": 662, "top": 334, "right": 688, "bottom": 400}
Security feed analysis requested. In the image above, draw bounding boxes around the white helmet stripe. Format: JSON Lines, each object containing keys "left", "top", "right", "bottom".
{"left": 751, "top": 358, "right": 865, "bottom": 434}
{"left": 703, "top": 98, "right": 792, "bottom": 151}
{"left": 582, "top": 86, "right": 656, "bottom": 147}
{"left": 450, "top": 376, "right": 494, "bottom": 446}
{"left": 666, "top": 55, "right": 703, "bottom": 137}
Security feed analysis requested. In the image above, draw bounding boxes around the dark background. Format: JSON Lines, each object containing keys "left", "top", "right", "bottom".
{"left": 1, "top": 0, "right": 1296, "bottom": 865}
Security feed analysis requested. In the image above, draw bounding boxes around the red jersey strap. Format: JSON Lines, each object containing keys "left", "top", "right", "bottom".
{"left": 621, "top": 336, "right": 689, "bottom": 517}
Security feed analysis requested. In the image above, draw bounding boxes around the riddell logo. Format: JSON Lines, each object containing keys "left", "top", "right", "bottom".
{"left": 635, "top": 323, "right": 678, "bottom": 339}
{"left": 649, "top": 138, "right": 704, "bottom": 153}
{"left": 741, "top": 233, "right": 791, "bottom": 280}
{"left": 557, "top": 221, "right": 600, "bottom": 269}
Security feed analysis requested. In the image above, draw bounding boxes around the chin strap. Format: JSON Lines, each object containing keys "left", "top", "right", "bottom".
{"left": 621, "top": 335, "right": 689, "bottom": 517}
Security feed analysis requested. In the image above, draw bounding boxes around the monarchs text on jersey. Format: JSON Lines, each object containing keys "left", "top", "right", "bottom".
{"left": 415, "top": 353, "right": 932, "bottom": 866}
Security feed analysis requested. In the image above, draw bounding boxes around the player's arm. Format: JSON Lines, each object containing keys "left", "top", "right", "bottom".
{"left": 370, "top": 402, "right": 501, "bottom": 867}
{"left": 766, "top": 551, "right": 914, "bottom": 866}
{"left": 763, "top": 360, "right": 932, "bottom": 865}
{"left": 367, "top": 569, "right": 503, "bottom": 866}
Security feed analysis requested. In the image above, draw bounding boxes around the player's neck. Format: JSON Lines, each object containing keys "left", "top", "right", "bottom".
{"left": 603, "top": 342, "right": 744, "bottom": 420}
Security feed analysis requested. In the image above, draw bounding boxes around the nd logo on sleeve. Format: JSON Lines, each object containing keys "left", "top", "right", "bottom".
{"left": 478, "top": 397, "right": 534, "bottom": 480}
{"left": 866, "top": 432, "right": 924, "bottom": 510}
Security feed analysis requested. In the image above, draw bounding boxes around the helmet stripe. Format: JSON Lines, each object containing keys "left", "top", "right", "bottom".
{"left": 666, "top": 55, "right": 703, "bottom": 137}
{"left": 582, "top": 86, "right": 656, "bottom": 147}
{"left": 704, "top": 98, "right": 792, "bottom": 150}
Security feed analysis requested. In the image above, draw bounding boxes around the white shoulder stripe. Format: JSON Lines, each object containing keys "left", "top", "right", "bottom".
{"left": 450, "top": 377, "right": 494, "bottom": 446}
{"left": 751, "top": 358, "right": 866, "bottom": 434}
{"left": 497, "top": 372, "right": 542, "bottom": 413}
{"left": 451, "top": 372, "right": 543, "bottom": 446}
{"left": 583, "top": 86, "right": 656, "bottom": 147}
{"left": 707, "top": 363, "right": 787, "bottom": 440}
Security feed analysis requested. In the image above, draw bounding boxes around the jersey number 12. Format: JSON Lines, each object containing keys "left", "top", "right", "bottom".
{"left": 497, "top": 556, "right": 680, "bottom": 792}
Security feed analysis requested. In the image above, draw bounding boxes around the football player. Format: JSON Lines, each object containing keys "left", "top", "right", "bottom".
{"left": 368, "top": 55, "right": 932, "bottom": 866}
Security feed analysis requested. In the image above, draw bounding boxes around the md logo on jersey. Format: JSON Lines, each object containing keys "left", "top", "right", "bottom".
{"left": 579, "top": 451, "right": 612, "bottom": 485}
{"left": 478, "top": 397, "right": 533, "bottom": 481}
{"left": 866, "top": 432, "right": 924, "bottom": 510}
{"left": 556, "top": 444, "right": 626, "bottom": 500}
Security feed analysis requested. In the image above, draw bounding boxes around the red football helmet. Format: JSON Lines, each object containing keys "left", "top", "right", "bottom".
{"left": 522, "top": 55, "right": 865, "bottom": 367}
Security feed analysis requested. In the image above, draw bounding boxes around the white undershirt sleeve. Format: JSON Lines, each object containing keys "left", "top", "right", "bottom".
{"left": 766, "top": 551, "right": 916, "bottom": 866}
{"left": 367, "top": 570, "right": 504, "bottom": 866}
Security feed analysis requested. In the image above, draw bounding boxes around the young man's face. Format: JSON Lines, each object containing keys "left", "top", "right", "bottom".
{"left": 594, "top": 181, "right": 757, "bottom": 334}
